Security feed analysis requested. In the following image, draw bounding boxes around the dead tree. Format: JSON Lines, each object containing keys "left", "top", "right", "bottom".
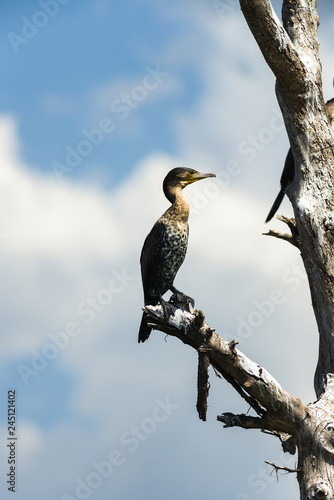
{"left": 142, "top": 1, "right": 334, "bottom": 499}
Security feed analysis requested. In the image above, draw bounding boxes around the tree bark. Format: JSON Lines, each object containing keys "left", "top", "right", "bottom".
{"left": 240, "top": 0, "right": 334, "bottom": 398}
{"left": 143, "top": 2, "right": 334, "bottom": 498}
{"left": 239, "top": 1, "right": 334, "bottom": 497}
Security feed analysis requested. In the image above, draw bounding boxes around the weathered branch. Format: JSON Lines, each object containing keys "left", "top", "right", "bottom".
{"left": 214, "top": 365, "right": 266, "bottom": 417}
{"left": 263, "top": 215, "right": 301, "bottom": 247}
{"left": 240, "top": 0, "right": 329, "bottom": 151}
{"left": 147, "top": 302, "right": 334, "bottom": 498}
{"left": 145, "top": 304, "right": 308, "bottom": 435}
{"left": 265, "top": 460, "right": 300, "bottom": 474}
{"left": 239, "top": 0, "right": 307, "bottom": 96}
{"left": 218, "top": 412, "right": 268, "bottom": 430}
{"left": 281, "top": 0, "right": 319, "bottom": 56}
{"left": 263, "top": 229, "right": 297, "bottom": 246}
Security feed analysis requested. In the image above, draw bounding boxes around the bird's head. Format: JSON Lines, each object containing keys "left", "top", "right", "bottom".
{"left": 163, "top": 168, "right": 216, "bottom": 198}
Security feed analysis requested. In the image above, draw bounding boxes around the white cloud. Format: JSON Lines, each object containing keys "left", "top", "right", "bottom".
{"left": 0, "top": 121, "right": 312, "bottom": 500}
{"left": 1, "top": 124, "right": 116, "bottom": 261}
{"left": 0, "top": 111, "right": 315, "bottom": 402}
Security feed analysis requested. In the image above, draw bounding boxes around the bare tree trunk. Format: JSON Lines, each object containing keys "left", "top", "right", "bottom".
{"left": 239, "top": 2, "right": 334, "bottom": 496}
{"left": 143, "top": 1, "right": 334, "bottom": 499}
{"left": 240, "top": 0, "right": 334, "bottom": 396}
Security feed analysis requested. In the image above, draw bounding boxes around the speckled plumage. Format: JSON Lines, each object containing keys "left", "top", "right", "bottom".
{"left": 138, "top": 167, "right": 215, "bottom": 343}
{"left": 142, "top": 203, "right": 189, "bottom": 305}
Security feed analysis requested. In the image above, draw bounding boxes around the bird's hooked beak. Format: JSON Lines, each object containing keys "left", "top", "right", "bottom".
{"left": 187, "top": 171, "right": 216, "bottom": 184}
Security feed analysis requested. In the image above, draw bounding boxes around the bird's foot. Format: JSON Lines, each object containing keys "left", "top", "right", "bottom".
{"left": 170, "top": 286, "right": 195, "bottom": 311}
{"left": 160, "top": 298, "right": 177, "bottom": 320}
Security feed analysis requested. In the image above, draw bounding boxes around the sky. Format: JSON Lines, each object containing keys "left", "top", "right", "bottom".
{"left": 0, "top": 1, "right": 334, "bottom": 499}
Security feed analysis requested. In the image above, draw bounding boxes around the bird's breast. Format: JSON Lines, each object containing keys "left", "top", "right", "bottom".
{"left": 161, "top": 221, "right": 188, "bottom": 252}
{"left": 159, "top": 221, "right": 188, "bottom": 280}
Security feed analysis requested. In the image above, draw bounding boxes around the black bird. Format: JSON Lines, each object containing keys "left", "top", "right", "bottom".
{"left": 265, "top": 98, "right": 334, "bottom": 223}
{"left": 138, "top": 167, "right": 216, "bottom": 343}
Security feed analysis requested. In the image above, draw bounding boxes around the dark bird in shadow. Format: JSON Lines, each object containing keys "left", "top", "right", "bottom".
{"left": 265, "top": 98, "right": 334, "bottom": 223}
{"left": 265, "top": 148, "right": 294, "bottom": 223}
{"left": 138, "top": 167, "right": 216, "bottom": 343}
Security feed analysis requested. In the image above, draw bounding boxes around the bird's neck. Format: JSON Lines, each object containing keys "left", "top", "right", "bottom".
{"left": 164, "top": 184, "right": 185, "bottom": 203}
{"left": 164, "top": 186, "right": 189, "bottom": 221}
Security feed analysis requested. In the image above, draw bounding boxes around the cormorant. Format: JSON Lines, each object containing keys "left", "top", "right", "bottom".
{"left": 138, "top": 167, "right": 216, "bottom": 343}
{"left": 265, "top": 98, "right": 334, "bottom": 223}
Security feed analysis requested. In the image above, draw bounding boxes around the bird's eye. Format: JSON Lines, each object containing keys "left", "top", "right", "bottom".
{"left": 190, "top": 170, "right": 195, "bottom": 175}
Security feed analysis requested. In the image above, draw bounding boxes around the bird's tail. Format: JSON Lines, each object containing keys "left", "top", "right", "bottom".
{"left": 138, "top": 312, "right": 152, "bottom": 343}
{"left": 265, "top": 189, "right": 285, "bottom": 223}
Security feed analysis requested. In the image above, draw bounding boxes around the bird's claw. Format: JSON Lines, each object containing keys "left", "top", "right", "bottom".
{"left": 160, "top": 298, "right": 177, "bottom": 319}
{"left": 169, "top": 288, "right": 195, "bottom": 311}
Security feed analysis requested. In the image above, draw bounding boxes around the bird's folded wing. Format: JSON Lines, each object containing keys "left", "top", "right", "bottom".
{"left": 140, "top": 220, "right": 166, "bottom": 291}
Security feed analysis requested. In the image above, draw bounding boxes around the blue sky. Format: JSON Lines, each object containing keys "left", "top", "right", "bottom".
{"left": 1, "top": 1, "right": 207, "bottom": 185}
{"left": 0, "top": 1, "right": 334, "bottom": 499}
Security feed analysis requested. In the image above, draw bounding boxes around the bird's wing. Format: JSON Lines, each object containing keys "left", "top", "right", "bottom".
{"left": 280, "top": 148, "right": 295, "bottom": 187}
{"left": 140, "top": 220, "right": 165, "bottom": 295}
